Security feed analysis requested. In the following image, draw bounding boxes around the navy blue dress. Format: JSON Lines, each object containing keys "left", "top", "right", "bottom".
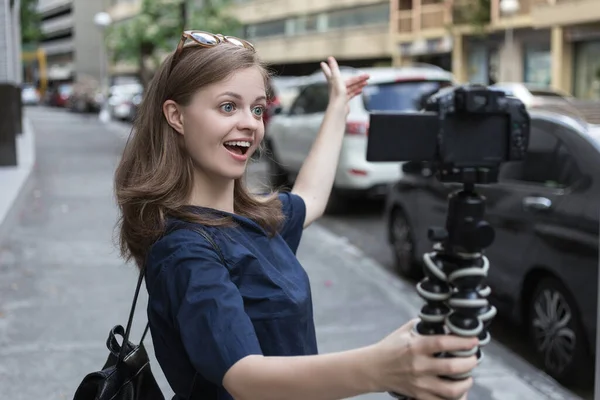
{"left": 144, "top": 192, "right": 318, "bottom": 399}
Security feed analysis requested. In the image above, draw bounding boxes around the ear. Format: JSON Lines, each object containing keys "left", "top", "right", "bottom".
{"left": 163, "top": 99, "right": 185, "bottom": 135}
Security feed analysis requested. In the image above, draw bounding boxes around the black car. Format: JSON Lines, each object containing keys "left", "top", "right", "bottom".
{"left": 384, "top": 110, "right": 599, "bottom": 386}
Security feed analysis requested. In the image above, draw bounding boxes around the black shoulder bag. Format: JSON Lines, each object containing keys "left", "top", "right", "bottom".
{"left": 73, "top": 225, "right": 224, "bottom": 400}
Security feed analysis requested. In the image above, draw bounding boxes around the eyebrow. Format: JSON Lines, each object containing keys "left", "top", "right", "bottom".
{"left": 218, "top": 91, "right": 267, "bottom": 102}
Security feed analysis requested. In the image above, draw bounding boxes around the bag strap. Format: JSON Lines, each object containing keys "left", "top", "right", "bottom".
{"left": 118, "top": 263, "right": 147, "bottom": 362}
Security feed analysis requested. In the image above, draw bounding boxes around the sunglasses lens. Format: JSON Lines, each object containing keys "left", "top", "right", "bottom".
{"left": 191, "top": 32, "right": 218, "bottom": 45}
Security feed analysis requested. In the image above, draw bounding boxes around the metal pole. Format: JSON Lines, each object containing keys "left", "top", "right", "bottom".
{"left": 98, "top": 28, "right": 110, "bottom": 122}
{"left": 505, "top": 23, "right": 514, "bottom": 81}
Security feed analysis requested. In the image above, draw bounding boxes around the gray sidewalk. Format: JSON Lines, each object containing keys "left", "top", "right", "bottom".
{"left": 0, "top": 117, "right": 35, "bottom": 242}
{"left": 0, "top": 108, "right": 582, "bottom": 399}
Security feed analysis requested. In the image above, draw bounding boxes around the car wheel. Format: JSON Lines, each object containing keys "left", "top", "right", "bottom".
{"left": 390, "top": 209, "right": 420, "bottom": 279}
{"left": 527, "top": 276, "right": 591, "bottom": 385}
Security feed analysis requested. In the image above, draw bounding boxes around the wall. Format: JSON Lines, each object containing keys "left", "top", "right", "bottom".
{"left": 73, "top": 0, "right": 106, "bottom": 84}
{"left": 229, "top": 0, "right": 387, "bottom": 24}
{"left": 0, "top": 0, "right": 13, "bottom": 82}
{"left": 253, "top": 25, "right": 391, "bottom": 64}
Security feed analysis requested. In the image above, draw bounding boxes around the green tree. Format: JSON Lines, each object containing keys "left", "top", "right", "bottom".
{"left": 20, "top": 0, "right": 42, "bottom": 45}
{"left": 106, "top": 0, "right": 241, "bottom": 88}
{"left": 447, "top": 0, "right": 491, "bottom": 37}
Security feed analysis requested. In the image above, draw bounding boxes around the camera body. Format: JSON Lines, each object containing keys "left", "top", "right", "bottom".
{"left": 366, "top": 84, "right": 530, "bottom": 184}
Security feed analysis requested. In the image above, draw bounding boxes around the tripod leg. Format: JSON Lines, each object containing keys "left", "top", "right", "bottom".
{"left": 388, "top": 247, "right": 451, "bottom": 400}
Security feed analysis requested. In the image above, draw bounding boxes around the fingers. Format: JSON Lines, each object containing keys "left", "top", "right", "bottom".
{"left": 419, "top": 334, "right": 479, "bottom": 356}
{"left": 327, "top": 56, "right": 341, "bottom": 76}
{"left": 321, "top": 56, "right": 340, "bottom": 79}
{"left": 347, "top": 84, "right": 366, "bottom": 99}
{"left": 429, "top": 376, "right": 473, "bottom": 400}
{"left": 320, "top": 61, "right": 332, "bottom": 79}
{"left": 347, "top": 78, "right": 368, "bottom": 94}
{"left": 401, "top": 318, "right": 420, "bottom": 333}
{"left": 410, "top": 376, "right": 472, "bottom": 400}
{"left": 426, "top": 355, "right": 478, "bottom": 377}
{"left": 346, "top": 73, "right": 370, "bottom": 87}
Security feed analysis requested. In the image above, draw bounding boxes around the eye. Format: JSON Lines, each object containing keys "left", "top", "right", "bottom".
{"left": 220, "top": 102, "right": 236, "bottom": 113}
{"left": 252, "top": 106, "right": 265, "bottom": 117}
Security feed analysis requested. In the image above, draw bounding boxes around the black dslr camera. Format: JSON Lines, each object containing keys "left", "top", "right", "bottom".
{"left": 366, "top": 84, "right": 530, "bottom": 184}
{"left": 366, "top": 85, "right": 531, "bottom": 400}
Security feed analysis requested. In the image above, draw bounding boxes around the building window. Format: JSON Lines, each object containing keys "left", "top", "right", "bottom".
{"left": 523, "top": 45, "right": 551, "bottom": 86}
{"left": 327, "top": 3, "right": 390, "bottom": 30}
{"left": 573, "top": 40, "right": 600, "bottom": 100}
{"left": 243, "top": 2, "right": 389, "bottom": 40}
{"left": 244, "top": 19, "right": 286, "bottom": 39}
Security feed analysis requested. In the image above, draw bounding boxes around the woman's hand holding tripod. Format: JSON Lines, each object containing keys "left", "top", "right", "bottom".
{"left": 370, "top": 319, "right": 478, "bottom": 400}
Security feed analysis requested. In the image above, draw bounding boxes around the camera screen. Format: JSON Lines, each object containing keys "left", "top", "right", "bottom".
{"left": 442, "top": 114, "right": 509, "bottom": 167}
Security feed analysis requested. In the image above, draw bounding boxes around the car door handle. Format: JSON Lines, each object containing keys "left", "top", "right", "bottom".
{"left": 523, "top": 196, "right": 552, "bottom": 211}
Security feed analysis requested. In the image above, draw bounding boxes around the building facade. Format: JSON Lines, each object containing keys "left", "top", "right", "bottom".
{"left": 390, "top": 0, "right": 600, "bottom": 99}
{"left": 37, "top": 0, "right": 106, "bottom": 85}
{"left": 105, "top": 0, "right": 600, "bottom": 99}
{"left": 106, "top": 0, "right": 395, "bottom": 77}
{"left": 532, "top": 0, "right": 600, "bottom": 99}
{"left": 229, "top": 0, "right": 393, "bottom": 75}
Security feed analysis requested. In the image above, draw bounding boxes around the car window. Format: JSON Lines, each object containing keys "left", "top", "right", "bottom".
{"left": 499, "top": 122, "right": 582, "bottom": 188}
{"left": 362, "top": 80, "right": 452, "bottom": 111}
{"left": 305, "top": 84, "right": 329, "bottom": 113}
{"left": 290, "top": 84, "right": 329, "bottom": 115}
{"left": 59, "top": 85, "right": 73, "bottom": 96}
{"left": 289, "top": 87, "right": 310, "bottom": 115}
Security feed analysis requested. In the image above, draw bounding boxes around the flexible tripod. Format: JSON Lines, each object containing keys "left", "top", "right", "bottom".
{"left": 391, "top": 170, "right": 498, "bottom": 400}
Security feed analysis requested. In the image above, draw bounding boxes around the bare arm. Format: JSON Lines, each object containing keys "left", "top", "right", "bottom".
{"left": 292, "top": 99, "right": 348, "bottom": 229}
{"left": 223, "top": 345, "right": 380, "bottom": 400}
{"left": 292, "top": 57, "right": 369, "bottom": 228}
{"left": 222, "top": 321, "right": 480, "bottom": 400}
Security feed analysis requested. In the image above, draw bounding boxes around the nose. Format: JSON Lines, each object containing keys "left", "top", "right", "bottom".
{"left": 237, "top": 108, "right": 261, "bottom": 132}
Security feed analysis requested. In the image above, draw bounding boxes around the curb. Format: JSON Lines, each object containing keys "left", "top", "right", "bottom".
{"left": 0, "top": 116, "right": 36, "bottom": 244}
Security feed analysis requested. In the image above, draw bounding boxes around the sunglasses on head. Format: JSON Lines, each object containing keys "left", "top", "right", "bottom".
{"left": 169, "top": 30, "right": 255, "bottom": 74}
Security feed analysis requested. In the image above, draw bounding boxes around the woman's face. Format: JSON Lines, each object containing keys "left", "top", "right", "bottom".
{"left": 177, "top": 67, "right": 267, "bottom": 181}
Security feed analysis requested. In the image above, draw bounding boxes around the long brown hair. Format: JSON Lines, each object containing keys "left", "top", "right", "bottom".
{"left": 114, "top": 44, "right": 284, "bottom": 268}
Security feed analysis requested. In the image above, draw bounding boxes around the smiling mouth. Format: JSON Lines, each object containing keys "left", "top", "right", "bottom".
{"left": 224, "top": 140, "right": 251, "bottom": 156}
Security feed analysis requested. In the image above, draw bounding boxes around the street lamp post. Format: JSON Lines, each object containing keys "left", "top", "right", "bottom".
{"left": 94, "top": 12, "right": 112, "bottom": 122}
{"left": 499, "top": 0, "right": 520, "bottom": 82}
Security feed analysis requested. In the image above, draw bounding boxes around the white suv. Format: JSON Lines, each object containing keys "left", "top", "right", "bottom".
{"left": 265, "top": 65, "right": 455, "bottom": 213}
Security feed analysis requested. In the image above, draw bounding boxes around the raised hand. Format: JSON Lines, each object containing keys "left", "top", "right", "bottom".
{"left": 320, "top": 56, "right": 369, "bottom": 113}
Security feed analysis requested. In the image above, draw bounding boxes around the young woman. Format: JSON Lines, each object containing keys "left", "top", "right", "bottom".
{"left": 114, "top": 31, "right": 478, "bottom": 400}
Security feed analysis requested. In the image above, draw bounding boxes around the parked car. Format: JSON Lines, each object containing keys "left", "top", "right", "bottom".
{"left": 21, "top": 83, "right": 40, "bottom": 105}
{"left": 67, "top": 75, "right": 103, "bottom": 113}
{"left": 384, "top": 109, "right": 599, "bottom": 385}
{"left": 491, "top": 82, "right": 575, "bottom": 109}
{"left": 46, "top": 83, "right": 73, "bottom": 107}
{"left": 108, "top": 83, "right": 143, "bottom": 121}
{"left": 266, "top": 65, "right": 454, "bottom": 213}
{"left": 128, "top": 92, "right": 143, "bottom": 122}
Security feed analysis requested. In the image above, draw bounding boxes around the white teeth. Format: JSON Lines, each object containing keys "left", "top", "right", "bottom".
{"left": 224, "top": 141, "right": 251, "bottom": 147}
